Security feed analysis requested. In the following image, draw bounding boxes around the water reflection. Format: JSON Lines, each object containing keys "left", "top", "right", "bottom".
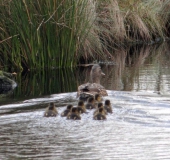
{"left": 1, "top": 43, "right": 170, "bottom": 159}
{"left": 2, "top": 43, "right": 168, "bottom": 100}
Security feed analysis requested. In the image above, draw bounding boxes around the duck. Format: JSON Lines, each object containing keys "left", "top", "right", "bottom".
{"left": 44, "top": 102, "right": 58, "bottom": 117}
{"left": 104, "top": 100, "right": 113, "bottom": 113}
{"left": 61, "top": 104, "right": 73, "bottom": 117}
{"left": 93, "top": 102, "right": 107, "bottom": 116}
{"left": 67, "top": 107, "right": 81, "bottom": 120}
{"left": 77, "top": 100, "right": 86, "bottom": 114}
{"left": 93, "top": 107, "right": 106, "bottom": 120}
{"left": 85, "top": 97, "right": 95, "bottom": 109}
{"left": 77, "top": 64, "right": 108, "bottom": 101}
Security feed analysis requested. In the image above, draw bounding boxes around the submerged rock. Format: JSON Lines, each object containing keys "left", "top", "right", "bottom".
{"left": 0, "top": 71, "right": 17, "bottom": 96}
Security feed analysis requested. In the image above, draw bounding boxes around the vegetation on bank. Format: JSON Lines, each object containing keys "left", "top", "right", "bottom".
{"left": 0, "top": 0, "right": 170, "bottom": 70}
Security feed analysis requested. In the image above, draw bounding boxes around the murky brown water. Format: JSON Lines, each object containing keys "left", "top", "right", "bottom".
{"left": 0, "top": 43, "right": 170, "bottom": 159}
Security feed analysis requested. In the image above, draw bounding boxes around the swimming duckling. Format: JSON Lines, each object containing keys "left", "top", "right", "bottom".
{"left": 44, "top": 102, "right": 58, "bottom": 117}
{"left": 95, "top": 93, "right": 102, "bottom": 103}
{"left": 85, "top": 97, "right": 95, "bottom": 109}
{"left": 67, "top": 107, "right": 81, "bottom": 120}
{"left": 93, "top": 102, "right": 107, "bottom": 115}
{"left": 104, "top": 100, "right": 112, "bottom": 113}
{"left": 77, "top": 100, "right": 86, "bottom": 114}
{"left": 61, "top": 104, "right": 73, "bottom": 117}
{"left": 77, "top": 64, "right": 108, "bottom": 101}
{"left": 93, "top": 107, "right": 106, "bottom": 120}
{"left": 94, "top": 93, "right": 103, "bottom": 108}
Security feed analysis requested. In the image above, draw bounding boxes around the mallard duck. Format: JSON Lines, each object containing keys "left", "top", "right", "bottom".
{"left": 85, "top": 97, "right": 95, "bottom": 109}
{"left": 104, "top": 100, "right": 113, "bottom": 113}
{"left": 44, "top": 102, "right": 58, "bottom": 117}
{"left": 77, "top": 64, "right": 108, "bottom": 101}
{"left": 93, "top": 107, "right": 106, "bottom": 120}
{"left": 61, "top": 104, "right": 73, "bottom": 117}
{"left": 77, "top": 100, "right": 86, "bottom": 114}
{"left": 93, "top": 102, "right": 107, "bottom": 115}
{"left": 67, "top": 107, "right": 81, "bottom": 120}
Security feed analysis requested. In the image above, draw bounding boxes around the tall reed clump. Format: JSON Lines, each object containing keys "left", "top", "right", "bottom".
{"left": 0, "top": 0, "right": 100, "bottom": 70}
{"left": 96, "top": 0, "right": 169, "bottom": 47}
{"left": 0, "top": 0, "right": 170, "bottom": 70}
{"left": 160, "top": 0, "right": 170, "bottom": 36}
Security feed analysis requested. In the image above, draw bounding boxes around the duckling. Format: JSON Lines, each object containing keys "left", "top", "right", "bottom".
{"left": 85, "top": 97, "right": 95, "bottom": 109}
{"left": 104, "top": 100, "right": 113, "bottom": 113}
{"left": 95, "top": 93, "right": 102, "bottom": 103}
{"left": 67, "top": 107, "right": 81, "bottom": 120}
{"left": 61, "top": 104, "right": 73, "bottom": 117}
{"left": 77, "top": 64, "right": 108, "bottom": 101}
{"left": 93, "top": 102, "right": 107, "bottom": 115}
{"left": 77, "top": 100, "right": 86, "bottom": 114}
{"left": 93, "top": 107, "right": 106, "bottom": 120}
{"left": 44, "top": 102, "right": 58, "bottom": 117}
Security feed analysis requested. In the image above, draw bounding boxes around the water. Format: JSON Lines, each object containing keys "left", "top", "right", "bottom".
{"left": 0, "top": 44, "right": 170, "bottom": 159}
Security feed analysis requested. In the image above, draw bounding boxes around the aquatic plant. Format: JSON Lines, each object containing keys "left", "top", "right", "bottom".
{"left": 0, "top": 0, "right": 170, "bottom": 70}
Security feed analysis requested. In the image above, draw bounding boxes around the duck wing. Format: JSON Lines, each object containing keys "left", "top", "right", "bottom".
{"left": 77, "top": 83, "right": 108, "bottom": 98}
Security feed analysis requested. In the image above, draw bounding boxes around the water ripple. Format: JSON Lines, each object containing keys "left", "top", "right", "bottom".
{"left": 1, "top": 91, "right": 170, "bottom": 159}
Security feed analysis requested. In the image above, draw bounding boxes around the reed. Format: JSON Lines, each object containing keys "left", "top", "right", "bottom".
{"left": 0, "top": 0, "right": 95, "bottom": 70}
{"left": 0, "top": 0, "right": 170, "bottom": 70}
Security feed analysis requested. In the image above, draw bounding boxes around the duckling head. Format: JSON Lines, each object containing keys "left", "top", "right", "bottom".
{"left": 98, "top": 102, "right": 103, "bottom": 108}
{"left": 95, "top": 94, "right": 102, "bottom": 102}
{"left": 67, "top": 104, "right": 73, "bottom": 110}
{"left": 88, "top": 97, "right": 95, "bottom": 103}
{"left": 105, "top": 100, "right": 111, "bottom": 106}
{"left": 99, "top": 107, "right": 104, "bottom": 113}
{"left": 78, "top": 100, "right": 84, "bottom": 107}
{"left": 90, "top": 64, "right": 105, "bottom": 84}
{"left": 49, "top": 102, "right": 55, "bottom": 110}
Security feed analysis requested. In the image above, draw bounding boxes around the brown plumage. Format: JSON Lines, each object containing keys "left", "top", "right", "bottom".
{"left": 94, "top": 93, "right": 102, "bottom": 103}
{"left": 104, "top": 100, "right": 113, "bottom": 113}
{"left": 85, "top": 97, "right": 95, "bottom": 109}
{"left": 67, "top": 107, "right": 81, "bottom": 120}
{"left": 93, "top": 107, "right": 106, "bottom": 120}
{"left": 44, "top": 102, "right": 58, "bottom": 117}
{"left": 93, "top": 102, "right": 107, "bottom": 115}
{"left": 77, "top": 64, "right": 108, "bottom": 101}
{"left": 77, "top": 100, "right": 86, "bottom": 114}
{"left": 61, "top": 104, "right": 73, "bottom": 117}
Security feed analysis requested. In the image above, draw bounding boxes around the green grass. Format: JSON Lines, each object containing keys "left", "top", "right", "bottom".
{"left": 0, "top": 0, "right": 170, "bottom": 70}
